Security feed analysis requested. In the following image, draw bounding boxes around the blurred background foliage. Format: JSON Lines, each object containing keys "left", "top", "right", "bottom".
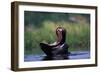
{"left": 24, "top": 11, "right": 90, "bottom": 55}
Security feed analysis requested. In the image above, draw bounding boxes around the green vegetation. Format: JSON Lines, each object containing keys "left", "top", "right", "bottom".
{"left": 24, "top": 11, "right": 90, "bottom": 55}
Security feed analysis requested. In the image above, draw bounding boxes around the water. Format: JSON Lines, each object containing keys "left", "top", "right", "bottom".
{"left": 24, "top": 51, "right": 90, "bottom": 62}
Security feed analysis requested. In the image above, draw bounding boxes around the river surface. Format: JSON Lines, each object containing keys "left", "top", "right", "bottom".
{"left": 24, "top": 51, "right": 90, "bottom": 62}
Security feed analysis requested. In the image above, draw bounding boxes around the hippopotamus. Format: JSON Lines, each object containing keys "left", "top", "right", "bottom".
{"left": 40, "top": 27, "right": 69, "bottom": 60}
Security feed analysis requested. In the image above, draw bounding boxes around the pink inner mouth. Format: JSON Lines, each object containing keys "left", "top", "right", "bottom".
{"left": 56, "top": 28, "right": 63, "bottom": 43}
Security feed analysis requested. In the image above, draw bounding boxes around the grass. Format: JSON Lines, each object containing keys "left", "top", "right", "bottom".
{"left": 24, "top": 21, "right": 90, "bottom": 55}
